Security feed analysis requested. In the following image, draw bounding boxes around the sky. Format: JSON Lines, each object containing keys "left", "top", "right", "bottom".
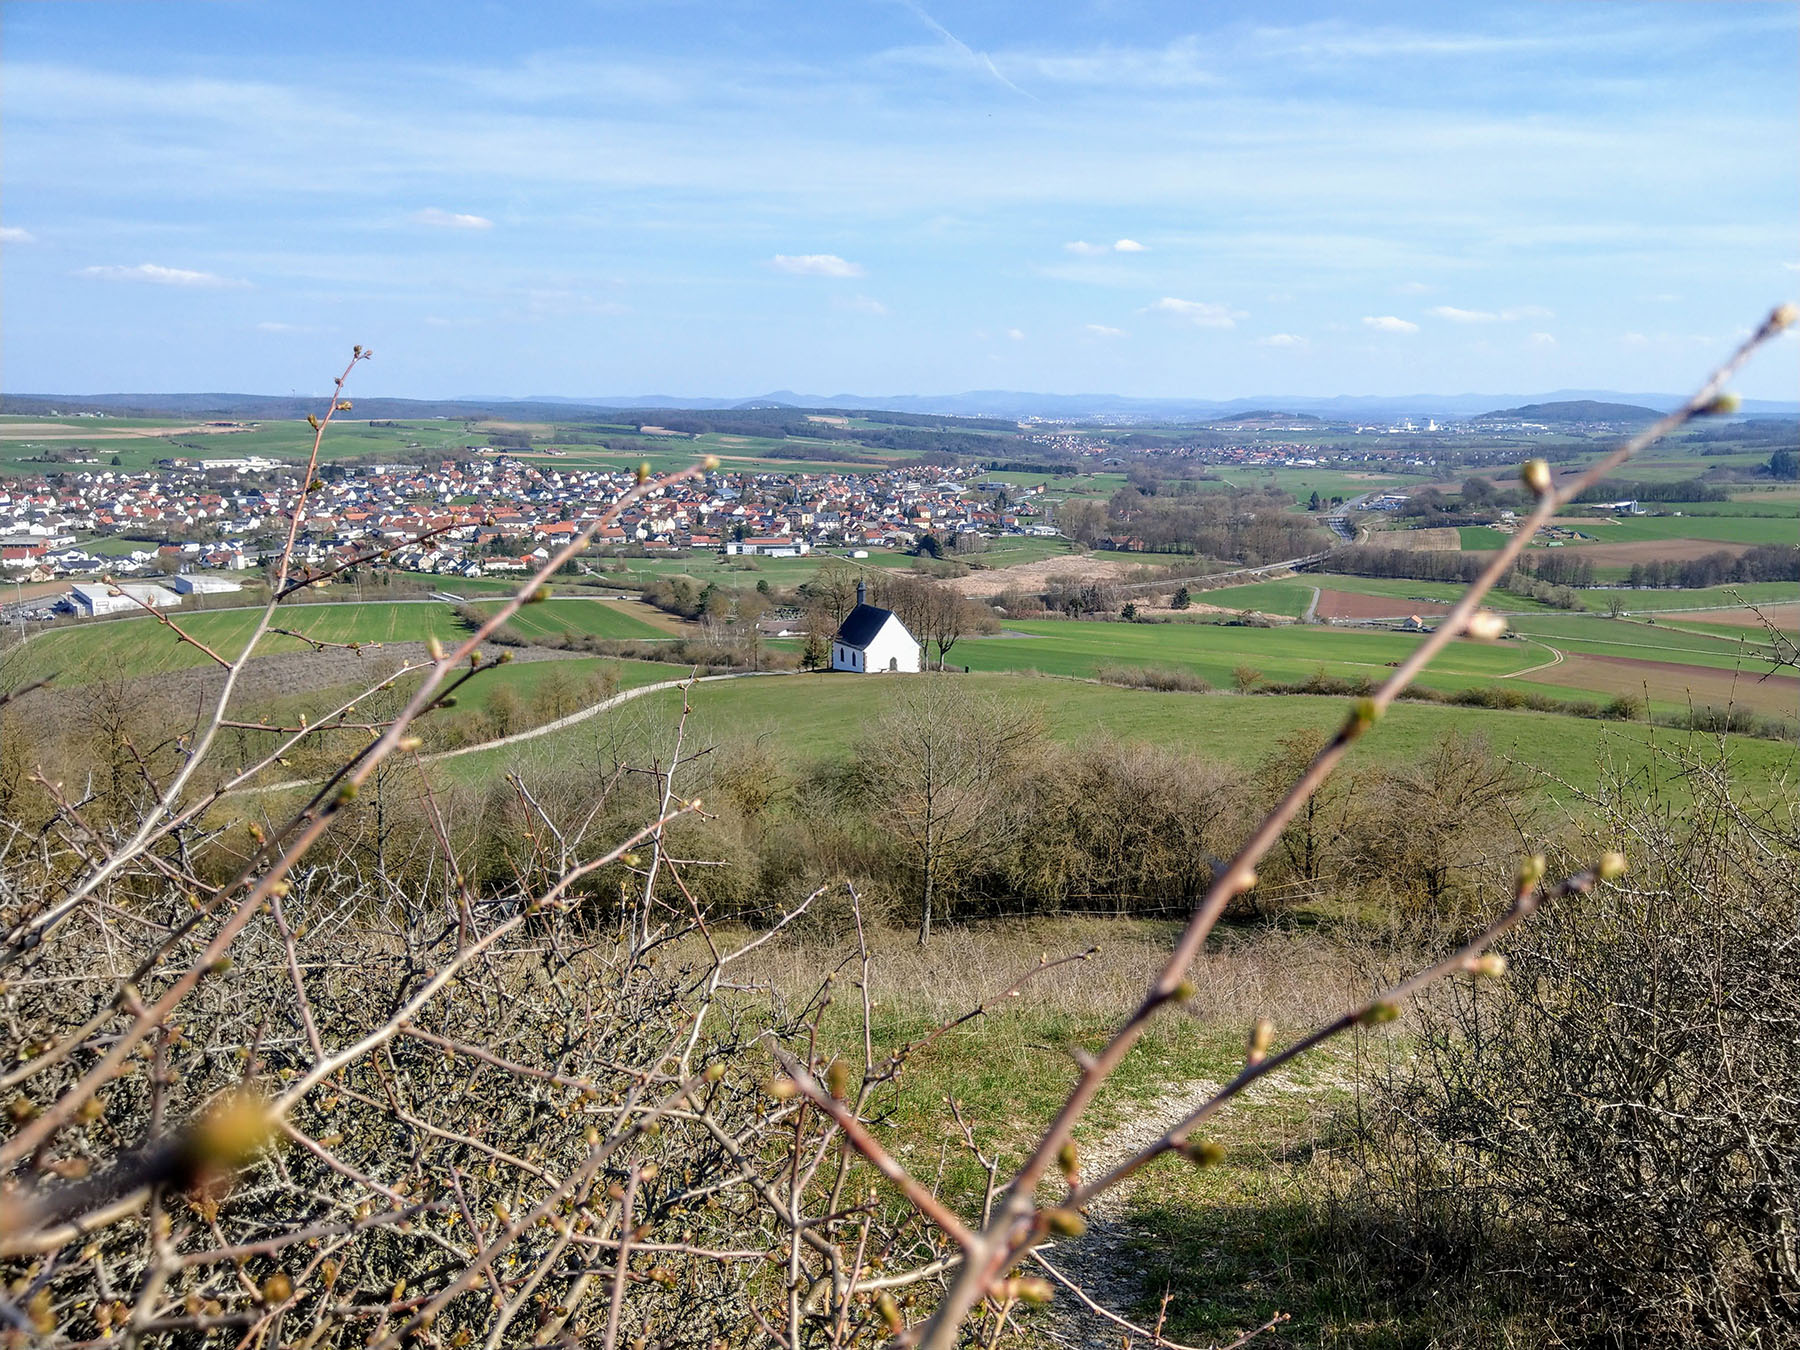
{"left": 2, "top": 0, "right": 1796, "bottom": 401}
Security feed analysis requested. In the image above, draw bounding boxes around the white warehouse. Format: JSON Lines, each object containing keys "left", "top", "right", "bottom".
{"left": 68, "top": 582, "right": 181, "bottom": 617}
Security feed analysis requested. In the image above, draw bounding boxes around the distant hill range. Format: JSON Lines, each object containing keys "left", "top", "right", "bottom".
{"left": 5, "top": 389, "right": 1795, "bottom": 423}
{"left": 1207, "top": 409, "right": 1325, "bottom": 425}
{"left": 1472, "top": 400, "right": 1664, "bottom": 425}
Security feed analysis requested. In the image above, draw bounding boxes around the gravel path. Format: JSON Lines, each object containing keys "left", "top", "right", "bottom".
{"left": 1038, "top": 1079, "right": 1219, "bottom": 1348}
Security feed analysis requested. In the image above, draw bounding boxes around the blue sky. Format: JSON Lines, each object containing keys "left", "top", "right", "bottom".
{"left": 2, "top": 0, "right": 1795, "bottom": 400}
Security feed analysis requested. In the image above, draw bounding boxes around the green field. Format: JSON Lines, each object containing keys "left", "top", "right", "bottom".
{"left": 1594, "top": 582, "right": 1796, "bottom": 612}
{"left": 1507, "top": 613, "right": 1782, "bottom": 672}
{"left": 1205, "top": 572, "right": 1573, "bottom": 617}
{"left": 441, "top": 671, "right": 1799, "bottom": 797}
{"left": 1460, "top": 526, "right": 1512, "bottom": 549}
{"left": 959, "top": 618, "right": 1537, "bottom": 692}
{"left": 2, "top": 601, "right": 468, "bottom": 686}
{"left": 466, "top": 597, "right": 671, "bottom": 641}
{"left": 1564, "top": 515, "right": 1794, "bottom": 546}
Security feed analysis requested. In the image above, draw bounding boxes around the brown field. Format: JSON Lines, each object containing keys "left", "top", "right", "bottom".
{"left": 1314, "top": 589, "right": 1451, "bottom": 621}
{"left": 1672, "top": 602, "right": 1800, "bottom": 631}
{"left": 1529, "top": 652, "right": 1799, "bottom": 719}
{"left": 947, "top": 555, "right": 1161, "bottom": 597}
{"left": 0, "top": 422, "right": 243, "bottom": 441}
{"left": 594, "top": 596, "right": 689, "bottom": 634}
{"left": 1372, "top": 527, "right": 1462, "bottom": 551}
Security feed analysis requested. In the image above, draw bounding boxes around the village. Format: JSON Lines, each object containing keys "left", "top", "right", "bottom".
{"left": 0, "top": 455, "right": 1060, "bottom": 613}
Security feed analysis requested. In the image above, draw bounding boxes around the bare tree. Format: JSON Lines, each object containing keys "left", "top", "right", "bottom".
{"left": 854, "top": 679, "right": 1042, "bottom": 944}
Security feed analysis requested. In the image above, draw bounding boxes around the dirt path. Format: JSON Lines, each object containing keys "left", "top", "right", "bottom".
{"left": 233, "top": 669, "right": 789, "bottom": 794}
{"left": 1039, "top": 1079, "right": 1221, "bottom": 1348}
{"left": 1502, "top": 640, "right": 1565, "bottom": 679}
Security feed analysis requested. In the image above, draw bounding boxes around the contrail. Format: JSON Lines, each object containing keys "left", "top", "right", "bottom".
{"left": 892, "top": 0, "right": 1036, "bottom": 99}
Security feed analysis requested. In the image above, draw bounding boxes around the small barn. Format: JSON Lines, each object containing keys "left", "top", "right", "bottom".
{"left": 831, "top": 583, "right": 920, "bottom": 674}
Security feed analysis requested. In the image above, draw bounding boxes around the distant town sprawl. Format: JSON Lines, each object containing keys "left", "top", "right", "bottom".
{"left": 0, "top": 455, "right": 1067, "bottom": 614}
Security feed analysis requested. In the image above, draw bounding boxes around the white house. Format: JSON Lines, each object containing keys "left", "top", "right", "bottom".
{"left": 831, "top": 583, "right": 920, "bottom": 674}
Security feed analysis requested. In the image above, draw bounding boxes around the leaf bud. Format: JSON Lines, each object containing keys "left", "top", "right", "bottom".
{"left": 1246, "top": 1017, "right": 1274, "bottom": 1066}
{"left": 1771, "top": 302, "right": 1798, "bottom": 332}
{"left": 1344, "top": 697, "right": 1381, "bottom": 740}
{"left": 261, "top": 1273, "right": 293, "bottom": 1304}
{"left": 1358, "top": 1001, "right": 1400, "bottom": 1027}
{"left": 187, "top": 1092, "right": 272, "bottom": 1168}
{"left": 1598, "top": 850, "right": 1628, "bottom": 881}
{"left": 825, "top": 1059, "right": 851, "bottom": 1101}
{"left": 1044, "top": 1207, "right": 1087, "bottom": 1237}
{"left": 767, "top": 1077, "right": 799, "bottom": 1101}
{"left": 1696, "top": 392, "right": 1740, "bottom": 416}
{"left": 1464, "top": 952, "right": 1508, "bottom": 978}
{"left": 1056, "top": 1140, "right": 1079, "bottom": 1182}
{"left": 1182, "top": 1139, "right": 1227, "bottom": 1168}
{"left": 1465, "top": 610, "right": 1507, "bottom": 640}
{"left": 1011, "top": 1276, "right": 1055, "bottom": 1304}
{"left": 1515, "top": 853, "right": 1548, "bottom": 894}
{"left": 1520, "top": 459, "right": 1552, "bottom": 496}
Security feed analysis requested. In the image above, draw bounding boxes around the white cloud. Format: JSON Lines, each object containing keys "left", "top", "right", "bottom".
{"left": 1530, "top": 331, "right": 1557, "bottom": 347}
{"left": 1006, "top": 327, "right": 1025, "bottom": 340}
{"left": 1621, "top": 332, "right": 1650, "bottom": 346}
{"left": 1431, "top": 304, "right": 1554, "bottom": 323}
{"left": 1085, "top": 323, "right": 1126, "bottom": 338}
{"left": 78, "top": 262, "right": 248, "bottom": 288}
{"left": 1257, "top": 333, "right": 1307, "bottom": 347}
{"left": 1363, "top": 315, "right": 1419, "bottom": 334}
{"left": 770, "top": 253, "right": 864, "bottom": 278}
{"left": 1149, "top": 296, "right": 1243, "bottom": 328}
{"left": 255, "top": 321, "right": 322, "bottom": 334}
{"left": 1395, "top": 281, "right": 1434, "bottom": 295}
{"left": 0, "top": 226, "right": 35, "bottom": 245}
{"left": 837, "top": 293, "right": 889, "bottom": 315}
{"left": 1782, "top": 261, "right": 1800, "bottom": 272}
{"left": 1065, "top": 239, "right": 1146, "bottom": 255}
{"left": 413, "top": 207, "right": 493, "bottom": 230}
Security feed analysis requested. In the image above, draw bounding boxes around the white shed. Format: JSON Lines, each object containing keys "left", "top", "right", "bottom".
{"left": 831, "top": 583, "right": 920, "bottom": 674}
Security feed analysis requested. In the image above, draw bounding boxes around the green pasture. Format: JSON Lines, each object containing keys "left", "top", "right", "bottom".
{"left": 1592, "top": 582, "right": 1796, "bottom": 612}
{"left": 1189, "top": 579, "right": 1317, "bottom": 617}
{"left": 465, "top": 597, "right": 670, "bottom": 642}
{"left": 957, "top": 618, "right": 1537, "bottom": 693}
{"left": 3, "top": 600, "right": 466, "bottom": 686}
{"left": 1563, "top": 514, "right": 1793, "bottom": 546}
{"left": 441, "top": 671, "right": 1798, "bottom": 798}
{"left": 1637, "top": 499, "right": 1797, "bottom": 518}
{"left": 1460, "top": 526, "right": 1512, "bottom": 549}
{"left": 1507, "top": 613, "right": 1780, "bottom": 672}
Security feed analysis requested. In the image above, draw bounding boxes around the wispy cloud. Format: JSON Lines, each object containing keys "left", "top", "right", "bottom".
{"left": 1005, "top": 327, "right": 1025, "bottom": 341}
{"left": 1257, "top": 333, "right": 1307, "bottom": 348}
{"left": 0, "top": 226, "right": 35, "bottom": 245}
{"left": 1529, "top": 331, "right": 1557, "bottom": 347}
{"left": 78, "top": 263, "right": 248, "bottom": 288}
{"left": 413, "top": 207, "right": 493, "bottom": 230}
{"left": 255, "top": 321, "right": 327, "bottom": 334}
{"left": 1430, "top": 304, "right": 1553, "bottom": 323}
{"left": 1085, "top": 323, "right": 1126, "bottom": 338}
{"left": 837, "top": 294, "right": 889, "bottom": 315}
{"left": 1065, "top": 238, "right": 1146, "bottom": 256}
{"left": 1363, "top": 315, "right": 1419, "bottom": 334}
{"left": 1149, "top": 297, "right": 1244, "bottom": 328}
{"left": 771, "top": 253, "right": 865, "bottom": 278}
{"left": 894, "top": 0, "right": 1033, "bottom": 99}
